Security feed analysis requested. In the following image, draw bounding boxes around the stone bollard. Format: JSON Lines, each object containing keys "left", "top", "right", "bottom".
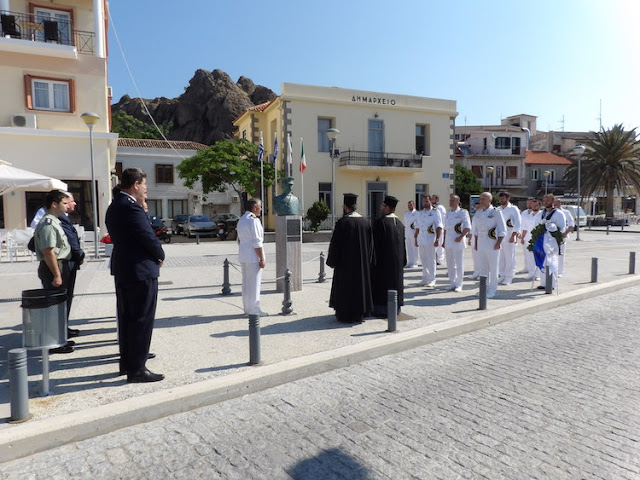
{"left": 387, "top": 290, "right": 397, "bottom": 333}
{"left": 281, "top": 269, "right": 293, "bottom": 314}
{"left": 9, "top": 348, "right": 32, "bottom": 423}
{"left": 317, "top": 252, "right": 326, "bottom": 283}
{"left": 248, "top": 314, "right": 261, "bottom": 365}
{"left": 630, "top": 252, "right": 636, "bottom": 275}
{"left": 478, "top": 276, "right": 487, "bottom": 310}
{"left": 591, "top": 257, "right": 598, "bottom": 283}
{"left": 222, "top": 258, "right": 231, "bottom": 295}
{"left": 545, "top": 267, "right": 552, "bottom": 294}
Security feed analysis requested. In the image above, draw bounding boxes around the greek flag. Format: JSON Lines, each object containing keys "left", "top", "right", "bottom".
{"left": 258, "top": 133, "right": 264, "bottom": 163}
{"left": 273, "top": 134, "right": 278, "bottom": 164}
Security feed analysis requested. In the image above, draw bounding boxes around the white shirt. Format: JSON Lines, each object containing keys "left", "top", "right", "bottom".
{"left": 444, "top": 207, "right": 471, "bottom": 248}
{"left": 403, "top": 209, "right": 419, "bottom": 235}
{"left": 472, "top": 206, "right": 507, "bottom": 240}
{"left": 520, "top": 209, "right": 538, "bottom": 236}
{"left": 237, "top": 211, "right": 264, "bottom": 263}
{"left": 498, "top": 202, "right": 521, "bottom": 235}
{"left": 534, "top": 208, "right": 567, "bottom": 233}
{"left": 416, "top": 208, "right": 443, "bottom": 246}
{"left": 558, "top": 207, "right": 575, "bottom": 232}
{"left": 434, "top": 203, "right": 447, "bottom": 225}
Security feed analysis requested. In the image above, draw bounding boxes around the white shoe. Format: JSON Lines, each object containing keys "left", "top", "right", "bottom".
{"left": 487, "top": 291, "right": 496, "bottom": 298}
{"left": 558, "top": 274, "right": 563, "bottom": 278}
{"left": 415, "top": 281, "right": 428, "bottom": 286}
{"left": 453, "top": 287, "right": 462, "bottom": 292}
{"left": 500, "top": 279, "right": 512, "bottom": 285}
{"left": 426, "top": 282, "right": 436, "bottom": 288}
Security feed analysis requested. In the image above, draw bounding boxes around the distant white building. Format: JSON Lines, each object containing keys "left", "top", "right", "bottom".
{"left": 115, "top": 138, "right": 242, "bottom": 221}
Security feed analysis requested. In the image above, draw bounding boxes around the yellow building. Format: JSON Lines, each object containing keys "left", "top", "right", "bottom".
{"left": 234, "top": 83, "right": 457, "bottom": 230}
{"left": 0, "top": 0, "right": 117, "bottom": 232}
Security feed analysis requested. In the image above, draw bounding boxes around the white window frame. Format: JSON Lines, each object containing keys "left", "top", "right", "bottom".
{"left": 31, "top": 78, "right": 71, "bottom": 112}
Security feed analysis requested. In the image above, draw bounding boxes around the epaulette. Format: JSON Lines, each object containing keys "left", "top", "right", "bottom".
{"left": 127, "top": 197, "right": 135, "bottom": 204}
{"left": 43, "top": 217, "right": 53, "bottom": 225}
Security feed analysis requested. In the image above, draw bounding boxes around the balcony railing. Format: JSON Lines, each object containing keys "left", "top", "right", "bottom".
{"left": 1, "top": 10, "right": 94, "bottom": 55}
{"left": 338, "top": 149, "right": 423, "bottom": 168}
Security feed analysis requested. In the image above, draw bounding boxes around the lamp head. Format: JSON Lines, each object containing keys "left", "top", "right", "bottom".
{"left": 81, "top": 112, "right": 100, "bottom": 128}
{"left": 326, "top": 128, "right": 340, "bottom": 142}
{"left": 543, "top": 170, "right": 551, "bottom": 177}
{"left": 486, "top": 166, "right": 494, "bottom": 174}
{"left": 572, "top": 144, "right": 585, "bottom": 157}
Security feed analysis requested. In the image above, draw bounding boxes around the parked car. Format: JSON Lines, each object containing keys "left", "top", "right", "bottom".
{"left": 184, "top": 215, "right": 216, "bottom": 238}
{"left": 563, "top": 205, "right": 589, "bottom": 227}
{"left": 171, "top": 214, "right": 189, "bottom": 235}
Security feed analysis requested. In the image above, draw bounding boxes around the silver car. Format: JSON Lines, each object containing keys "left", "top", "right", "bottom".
{"left": 184, "top": 215, "right": 216, "bottom": 238}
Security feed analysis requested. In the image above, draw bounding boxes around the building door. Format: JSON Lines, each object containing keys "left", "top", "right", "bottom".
{"left": 495, "top": 166, "right": 504, "bottom": 187}
{"left": 367, "top": 181, "right": 387, "bottom": 220}
{"left": 368, "top": 119, "right": 385, "bottom": 166}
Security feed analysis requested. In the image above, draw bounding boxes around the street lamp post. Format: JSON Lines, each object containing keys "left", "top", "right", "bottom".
{"left": 486, "top": 166, "right": 494, "bottom": 195}
{"left": 543, "top": 170, "right": 551, "bottom": 195}
{"left": 81, "top": 112, "right": 100, "bottom": 259}
{"left": 573, "top": 144, "right": 586, "bottom": 241}
{"left": 326, "top": 128, "right": 340, "bottom": 228}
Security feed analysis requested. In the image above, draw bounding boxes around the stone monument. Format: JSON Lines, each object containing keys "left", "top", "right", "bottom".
{"left": 274, "top": 177, "right": 302, "bottom": 292}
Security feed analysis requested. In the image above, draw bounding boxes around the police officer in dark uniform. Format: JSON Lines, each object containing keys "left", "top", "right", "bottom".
{"left": 105, "top": 168, "right": 165, "bottom": 383}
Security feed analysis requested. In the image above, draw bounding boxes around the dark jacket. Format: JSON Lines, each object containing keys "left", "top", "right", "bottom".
{"left": 58, "top": 214, "right": 85, "bottom": 271}
{"left": 105, "top": 192, "right": 165, "bottom": 284}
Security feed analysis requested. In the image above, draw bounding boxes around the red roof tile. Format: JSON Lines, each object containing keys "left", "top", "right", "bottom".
{"left": 525, "top": 151, "right": 573, "bottom": 166}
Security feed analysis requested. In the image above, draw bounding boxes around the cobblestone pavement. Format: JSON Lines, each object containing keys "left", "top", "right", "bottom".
{"left": 2, "top": 284, "right": 639, "bottom": 479}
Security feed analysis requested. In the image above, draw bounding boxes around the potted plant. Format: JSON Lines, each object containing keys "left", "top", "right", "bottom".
{"left": 101, "top": 234, "right": 113, "bottom": 256}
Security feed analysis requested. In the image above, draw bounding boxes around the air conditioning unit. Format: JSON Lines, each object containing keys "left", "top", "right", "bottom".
{"left": 107, "top": 86, "right": 113, "bottom": 98}
{"left": 232, "top": 195, "right": 239, "bottom": 203}
{"left": 11, "top": 114, "right": 37, "bottom": 129}
{"left": 191, "top": 194, "right": 201, "bottom": 202}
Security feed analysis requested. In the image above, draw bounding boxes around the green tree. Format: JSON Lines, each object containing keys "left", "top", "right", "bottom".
{"left": 454, "top": 163, "right": 482, "bottom": 209}
{"left": 306, "top": 200, "right": 330, "bottom": 232}
{"left": 111, "top": 110, "right": 172, "bottom": 140}
{"left": 564, "top": 124, "right": 640, "bottom": 218}
{"left": 177, "top": 138, "right": 274, "bottom": 198}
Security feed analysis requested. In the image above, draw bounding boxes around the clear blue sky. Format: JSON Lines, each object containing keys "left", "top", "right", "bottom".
{"left": 108, "top": 0, "right": 639, "bottom": 134}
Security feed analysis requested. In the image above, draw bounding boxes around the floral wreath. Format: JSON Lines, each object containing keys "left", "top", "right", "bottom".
{"left": 527, "top": 223, "right": 563, "bottom": 252}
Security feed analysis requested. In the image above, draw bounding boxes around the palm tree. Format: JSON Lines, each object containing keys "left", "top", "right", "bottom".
{"left": 565, "top": 124, "right": 640, "bottom": 218}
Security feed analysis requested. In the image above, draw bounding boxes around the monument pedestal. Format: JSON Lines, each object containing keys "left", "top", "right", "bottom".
{"left": 276, "top": 215, "right": 302, "bottom": 292}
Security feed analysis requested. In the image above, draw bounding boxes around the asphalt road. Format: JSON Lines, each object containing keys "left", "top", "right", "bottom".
{"left": 1, "top": 285, "right": 639, "bottom": 479}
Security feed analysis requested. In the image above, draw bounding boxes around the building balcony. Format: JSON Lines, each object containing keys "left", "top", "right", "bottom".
{"left": 338, "top": 149, "right": 422, "bottom": 169}
{"left": 1, "top": 10, "right": 94, "bottom": 56}
{"left": 535, "top": 179, "right": 567, "bottom": 194}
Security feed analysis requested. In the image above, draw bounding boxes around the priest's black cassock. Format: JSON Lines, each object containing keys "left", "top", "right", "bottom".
{"left": 371, "top": 213, "right": 406, "bottom": 316}
{"left": 326, "top": 211, "right": 374, "bottom": 323}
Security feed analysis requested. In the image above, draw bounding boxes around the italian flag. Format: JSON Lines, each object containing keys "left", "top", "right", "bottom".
{"left": 300, "top": 138, "right": 306, "bottom": 174}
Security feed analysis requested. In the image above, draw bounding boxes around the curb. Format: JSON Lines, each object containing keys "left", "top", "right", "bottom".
{"left": 2, "top": 274, "right": 639, "bottom": 464}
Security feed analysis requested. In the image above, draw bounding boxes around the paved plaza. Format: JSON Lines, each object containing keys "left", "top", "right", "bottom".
{"left": 0, "top": 226, "right": 639, "bottom": 466}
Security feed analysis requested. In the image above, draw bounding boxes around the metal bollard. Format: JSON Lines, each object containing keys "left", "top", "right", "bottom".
{"left": 40, "top": 348, "right": 51, "bottom": 396}
{"left": 630, "top": 252, "right": 636, "bottom": 275}
{"left": 196, "top": 233, "right": 200, "bottom": 245}
{"left": 478, "top": 276, "right": 487, "bottom": 310}
{"left": 281, "top": 269, "right": 293, "bottom": 314}
{"left": 591, "top": 257, "right": 598, "bottom": 283}
{"left": 318, "top": 252, "right": 326, "bottom": 283}
{"left": 222, "top": 258, "right": 231, "bottom": 295}
{"left": 606, "top": 224, "right": 610, "bottom": 235}
{"left": 387, "top": 290, "right": 397, "bottom": 332}
{"left": 248, "top": 314, "right": 261, "bottom": 365}
{"left": 9, "top": 348, "right": 32, "bottom": 423}
{"left": 545, "top": 266, "right": 552, "bottom": 294}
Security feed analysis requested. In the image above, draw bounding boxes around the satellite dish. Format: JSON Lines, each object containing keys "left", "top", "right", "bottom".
{"left": 491, "top": 132, "right": 498, "bottom": 139}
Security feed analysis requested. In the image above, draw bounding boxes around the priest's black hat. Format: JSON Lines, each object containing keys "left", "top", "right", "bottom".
{"left": 343, "top": 193, "right": 358, "bottom": 208}
{"left": 383, "top": 195, "right": 398, "bottom": 208}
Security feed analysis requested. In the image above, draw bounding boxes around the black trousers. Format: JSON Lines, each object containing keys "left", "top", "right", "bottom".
{"left": 115, "top": 278, "right": 158, "bottom": 375}
{"left": 66, "top": 264, "right": 79, "bottom": 318}
{"left": 38, "top": 260, "right": 70, "bottom": 292}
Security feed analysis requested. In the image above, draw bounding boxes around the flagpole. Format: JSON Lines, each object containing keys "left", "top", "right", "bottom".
{"left": 259, "top": 131, "right": 264, "bottom": 226}
{"left": 274, "top": 132, "right": 278, "bottom": 200}
{"left": 300, "top": 137, "right": 305, "bottom": 218}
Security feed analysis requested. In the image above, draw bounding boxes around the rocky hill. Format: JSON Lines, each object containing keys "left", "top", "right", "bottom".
{"left": 111, "top": 69, "right": 277, "bottom": 145}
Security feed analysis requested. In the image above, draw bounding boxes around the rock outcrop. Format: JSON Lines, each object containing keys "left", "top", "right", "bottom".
{"left": 111, "top": 69, "right": 277, "bottom": 145}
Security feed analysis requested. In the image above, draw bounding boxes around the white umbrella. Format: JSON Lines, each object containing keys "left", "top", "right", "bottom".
{"left": 0, "top": 160, "right": 67, "bottom": 196}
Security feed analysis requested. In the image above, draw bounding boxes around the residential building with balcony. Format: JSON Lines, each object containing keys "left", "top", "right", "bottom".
{"left": 524, "top": 151, "right": 573, "bottom": 198}
{"left": 0, "top": 0, "right": 117, "bottom": 231}
{"left": 233, "top": 83, "right": 457, "bottom": 229}
{"left": 115, "top": 138, "right": 241, "bottom": 222}
{"left": 454, "top": 124, "right": 529, "bottom": 200}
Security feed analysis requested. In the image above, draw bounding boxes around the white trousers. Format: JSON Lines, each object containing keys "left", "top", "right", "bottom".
{"left": 241, "top": 262, "right": 263, "bottom": 315}
{"left": 436, "top": 235, "right": 445, "bottom": 264}
{"left": 520, "top": 235, "right": 535, "bottom": 277}
{"left": 405, "top": 234, "right": 419, "bottom": 267}
{"left": 476, "top": 239, "right": 500, "bottom": 295}
{"left": 499, "top": 238, "right": 517, "bottom": 281}
{"left": 418, "top": 244, "right": 437, "bottom": 284}
{"left": 445, "top": 246, "right": 464, "bottom": 288}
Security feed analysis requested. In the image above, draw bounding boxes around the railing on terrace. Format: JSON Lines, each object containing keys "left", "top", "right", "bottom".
{"left": 338, "top": 150, "right": 422, "bottom": 168}
{"left": 1, "top": 10, "right": 94, "bottom": 55}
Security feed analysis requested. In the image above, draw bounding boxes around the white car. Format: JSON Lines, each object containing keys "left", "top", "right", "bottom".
{"left": 564, "top": 205, "right": 588, "bottom": 227}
